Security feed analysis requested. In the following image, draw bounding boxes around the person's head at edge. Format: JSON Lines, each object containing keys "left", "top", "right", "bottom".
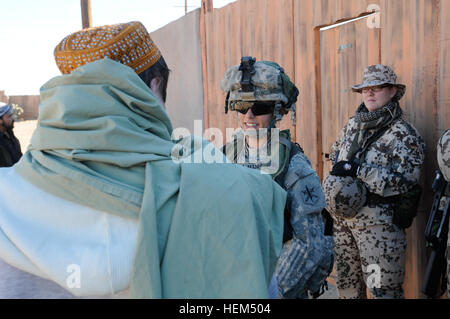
{"left": 352, "top": 64, "right": 405, "bottom": 112}
{"left": 53, "top": 21, "right": 170, "bottom": 106}
{"left": 0, "top": 104, "right": 15, "bottom": 133}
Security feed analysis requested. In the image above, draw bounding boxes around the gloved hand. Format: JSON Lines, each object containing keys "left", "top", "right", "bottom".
{"left": 330, "top": 160, "right": 359, "bottom": 177}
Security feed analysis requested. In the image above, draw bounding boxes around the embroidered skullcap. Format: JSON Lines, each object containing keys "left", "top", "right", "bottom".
{"left": 54, "top": 21, "right": 161, "bottom": 75}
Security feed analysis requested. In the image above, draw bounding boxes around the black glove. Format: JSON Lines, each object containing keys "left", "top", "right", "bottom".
{"left": 330, "top": 160, "right": 359, "bottom": 177}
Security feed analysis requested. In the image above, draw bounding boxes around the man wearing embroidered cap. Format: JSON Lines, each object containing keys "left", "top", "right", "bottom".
{"left": 0, "top": 103, "right": 22, "bottom": 167}
{"left": 0, "top": 22, "right": 286, "bottom": 299}
{"left": 323, "top": 64, "right": 426, "bottom": 299}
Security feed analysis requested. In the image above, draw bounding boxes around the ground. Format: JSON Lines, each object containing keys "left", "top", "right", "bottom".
{"left": 14, "top": 120, "right": 37, "bottom": 150}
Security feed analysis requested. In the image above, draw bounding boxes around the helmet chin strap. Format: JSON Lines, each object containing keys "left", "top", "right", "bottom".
{"left": 242, "top": 127, "right": 269, "bottom": 139}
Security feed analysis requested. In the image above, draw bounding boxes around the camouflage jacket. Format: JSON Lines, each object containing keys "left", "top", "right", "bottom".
{"left": 223, "top": 136, "right": 334, "bottom": 298}
{"left": 274, "top": 151, "right": 334, "bottom": 298}
{"left": 329, "top": 116, "right": 426, "bottom": 226}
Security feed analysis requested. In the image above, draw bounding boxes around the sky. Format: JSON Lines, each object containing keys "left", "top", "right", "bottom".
{"left": 0, "top": 0, "right": 236, "bottom": 95}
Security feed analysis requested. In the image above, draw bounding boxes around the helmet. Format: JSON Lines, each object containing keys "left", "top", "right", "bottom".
{"left": 437, "top": 129, "right": 450, "bottom": 182}
{"left": 323, "top": 175, "right": 367, "bottom": 219}
{"left": 220, "top": 56, "right": 299, "bottom": 124}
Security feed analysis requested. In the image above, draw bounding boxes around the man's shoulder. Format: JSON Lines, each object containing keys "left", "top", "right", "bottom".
{"left": 0, "top": 167, "right": 38, "bottom": 209}
{"left": 0, "top": 166, "right": 17, "bottom": 183}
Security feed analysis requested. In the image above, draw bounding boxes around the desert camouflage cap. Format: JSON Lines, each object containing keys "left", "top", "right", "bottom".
{"left": 437, "top": 129, "right": 450, "bottom": 182}
{"left": 352, "top": 64, "right": 406, "bottom": 101}
{"left": 323, "top": 175, "right": 367, "bottom": 219}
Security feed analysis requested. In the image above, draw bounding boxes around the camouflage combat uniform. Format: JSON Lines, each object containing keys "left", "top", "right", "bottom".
{"left": 221, "top": 57, "right": 334, "bottom": 298}
{"left": 223, "top": 131, "right": 333, "bottom": 298}
{"left": 437, "top": 129, "right": 450, "bottom": 297}
{"left": 325, "top": 65, "right": 426, "bottom": 299}
{"left": 328, "top": 113, "right": 425, "bottom": 299}
{"left": 272, "top": 149, "right": 334, "bottom": 298}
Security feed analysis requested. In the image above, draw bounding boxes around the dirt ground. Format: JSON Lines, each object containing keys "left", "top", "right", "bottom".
{"left": 14, "top": 120, "right": 37, "bottom": 150}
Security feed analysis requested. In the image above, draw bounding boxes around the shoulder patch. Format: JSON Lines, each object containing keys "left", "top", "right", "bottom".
{"left": 302, "top": 185, "right": 320, "bottom": 205}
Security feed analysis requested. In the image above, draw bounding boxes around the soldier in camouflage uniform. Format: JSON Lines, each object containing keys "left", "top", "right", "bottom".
{"left": 436, "top": 129, "right": 450, "bottom": 297}
{"left": 220, "top": 57, "right": 334, "bottom": 299}
{"left": 323, "top": 65, "right": 426, "bottom": 299}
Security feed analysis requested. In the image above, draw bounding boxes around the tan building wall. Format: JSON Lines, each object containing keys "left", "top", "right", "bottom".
{"left": 0, "top": 91, "right": 7, "bottom": 103}
{"left": 8, "top": 95, "right": 40, "bottom": 120}
{"left": 151, "top": 9, "right": 204, "bottom": 136}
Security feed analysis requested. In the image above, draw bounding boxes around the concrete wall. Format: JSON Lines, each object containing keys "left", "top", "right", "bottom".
{"left": 9, "top": 95, "right": 40, "bottom": 120}
{"left": 151, "top": 9, "right": 204, "bottom": 136}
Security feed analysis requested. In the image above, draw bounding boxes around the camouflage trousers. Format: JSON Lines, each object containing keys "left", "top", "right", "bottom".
{"left": 333, "top": 220, "right": 407, "bottom": 299}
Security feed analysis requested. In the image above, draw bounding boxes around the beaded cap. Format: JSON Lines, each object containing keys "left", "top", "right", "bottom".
{"left": 54, "top": 21, "right": 161, "bottom": 75}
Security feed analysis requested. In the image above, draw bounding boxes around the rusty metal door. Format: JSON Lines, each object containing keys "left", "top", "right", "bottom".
{"left": 320, "top": 17, "right": 381, "bottom": 178}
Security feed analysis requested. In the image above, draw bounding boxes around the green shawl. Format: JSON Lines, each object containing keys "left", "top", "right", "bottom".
{"left": 14, "top": 58, "right": 285, "bottom": 298}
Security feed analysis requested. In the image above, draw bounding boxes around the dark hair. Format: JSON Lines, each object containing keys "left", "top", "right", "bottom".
{"left": 138, "top": 56, "right": 170, "bottom": 102}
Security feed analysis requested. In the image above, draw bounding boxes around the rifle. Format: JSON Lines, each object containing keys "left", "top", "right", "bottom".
{"left": 421, "top": 170, "right": 449, "bottom": 298}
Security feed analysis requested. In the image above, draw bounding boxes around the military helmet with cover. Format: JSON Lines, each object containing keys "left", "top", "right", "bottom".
{"left": 322, "top": 175, "right": 367, "bottom": 219}
{"left": 220, "top": 56, "right": 299, "bottom": 124}
{"left": 437, "top": 129, "right": 450, "bottom": 182}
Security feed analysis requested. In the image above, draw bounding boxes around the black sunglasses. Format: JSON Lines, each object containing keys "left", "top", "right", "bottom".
{"left": 234, "top": 101, "right": 275, "bottom": 116}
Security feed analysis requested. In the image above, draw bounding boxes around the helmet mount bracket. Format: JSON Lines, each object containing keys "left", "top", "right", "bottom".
{"left": 239, "top": 56, "right": 256, "bottom": 92}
